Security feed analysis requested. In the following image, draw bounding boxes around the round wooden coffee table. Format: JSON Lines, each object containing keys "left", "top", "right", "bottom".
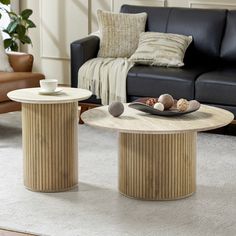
{"left": 81, "top": 104, "right": 234, "bottom": 200}
{"left": 8, "top": 87, "right": 92, "bottom": 192}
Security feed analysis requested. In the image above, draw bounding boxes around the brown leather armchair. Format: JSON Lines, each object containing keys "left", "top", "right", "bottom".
{"left": 0, "top": 52, "right": 44, "bottom": 114}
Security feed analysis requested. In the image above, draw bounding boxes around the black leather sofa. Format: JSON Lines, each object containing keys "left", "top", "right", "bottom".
{"left": 71, "top": 5, "right": 236, "bottom": 118}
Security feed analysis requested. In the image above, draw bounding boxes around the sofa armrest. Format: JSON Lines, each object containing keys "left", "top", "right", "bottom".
{"left": 7, "top": 52, "right": 33, "bottom": 72}
{"left": 70, "top": 35, "right": 100, "bottom": 87}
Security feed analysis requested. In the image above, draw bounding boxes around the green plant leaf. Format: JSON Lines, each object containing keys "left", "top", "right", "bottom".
{"left": 7, "top": 21, "right": 18, "bottom": 33}
{"left": 0, "top": 13, "right": 2, "bottom": 19}
{"left": 3, "top": 38, "right": 12, "bottom": 49}
{"left": 25, "top": 19, "right": 36, "bottom": 28}
{"left": 16, "top": 25, "right": 26, "bottom": 37}
{"left": 3, "top": 28, "right": 10, "bottom": 34}
{"left": 20, "top": 9, "right": 32, "bottom": 19}
{"left": 10, "top": 41, "right": 18, "bottom": 51}
{"left": 2, "top": 6, "right": 35, "bottom": 50}
{"left": 0, "top": 0, "right": 11, "bottom": 5}
{"left": 20, "top": 35, "right": 31, "bottom": 44}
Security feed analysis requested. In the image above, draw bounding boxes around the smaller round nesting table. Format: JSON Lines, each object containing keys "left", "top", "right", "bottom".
{"left": 8, "top": 87, "right": 92, "bottom": 192}
{"left": 81, "top": 104, "right": 233, "bottom": 200}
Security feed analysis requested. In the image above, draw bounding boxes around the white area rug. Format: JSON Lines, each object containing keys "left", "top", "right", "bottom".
{"left": 0, "top": 112, "right": 236, "bottom": 236}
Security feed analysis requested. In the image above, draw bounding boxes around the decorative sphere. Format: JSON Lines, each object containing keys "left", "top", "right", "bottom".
{"left": 145, "top": 98, "right": 158, "bottom": 106}
{"left": 158, "top": 94, "right": 174, "bottom": 110}
{"left": 153, "top": 102, "right": 164, "bottom": 111}
{"left": 188, "top": 100, "right": 200, "bottom": 110}
{"left": 177, "top": 98, "right": 189, "bottom": 112}
{"left": 108, "top": 102, "right": 124, "bottom": 117}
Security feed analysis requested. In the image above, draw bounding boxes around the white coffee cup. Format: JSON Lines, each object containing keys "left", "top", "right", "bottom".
{"left": 40, "top": 79, "right": 58, "bottom": 92}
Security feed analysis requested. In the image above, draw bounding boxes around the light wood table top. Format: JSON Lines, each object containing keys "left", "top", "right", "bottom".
{"left": 7, "top": 87, "right": 92, "bottom": 104}
{"left": 81, "top": 104, "right": 234, "bottom": 134}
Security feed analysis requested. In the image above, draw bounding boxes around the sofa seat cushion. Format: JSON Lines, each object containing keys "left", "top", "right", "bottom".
{"left": 127, "top": 65, "right": 211, "bottom": 100}
{"left": 0, "top": 72, "right": 44, "bottom": 102}
{"left": 195, "top": 67, "right": 236, "bottom": 106}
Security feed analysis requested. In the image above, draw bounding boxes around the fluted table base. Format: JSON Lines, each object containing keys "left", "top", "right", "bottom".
{"left": 119, "top": 132, "right": 196, "bottom": 200}
{"left": 22, "top": 102, "right": 78, "bottom": 192}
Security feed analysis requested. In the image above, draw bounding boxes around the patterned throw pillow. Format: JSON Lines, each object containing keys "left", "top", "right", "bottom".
{"left": 97, "top": 10, "right": 147, "bottom": 58}
{"left": 0, "top": 33, "right": 13, "bottom": 72}
{"left": 130, "top": 32, "right": 193, "bottom": 67}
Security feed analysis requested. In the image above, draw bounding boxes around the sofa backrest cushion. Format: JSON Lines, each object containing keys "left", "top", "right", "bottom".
{"left": 121, "top": 5, "right": 171, "bottom": 33}
{"left": 167, "top": 8, "right": 226, "bottom": 60}
{"left": 221, "top": 11, "right": 236, "bottom": 62}
{"left": 121, "top": 5, "right": 227, "bottom": 61}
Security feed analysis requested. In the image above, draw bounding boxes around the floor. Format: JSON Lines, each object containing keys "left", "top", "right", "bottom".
{"left": 0, "top": 112, "right": 236, "bottom": 236}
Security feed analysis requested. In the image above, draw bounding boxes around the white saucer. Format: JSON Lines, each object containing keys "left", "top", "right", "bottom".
{"left": 39, "top": 88, "right": 63, "bottom": 95}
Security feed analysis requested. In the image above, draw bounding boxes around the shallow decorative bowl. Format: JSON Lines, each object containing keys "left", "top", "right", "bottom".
{"left": 128, "top": 98, "right": 201, "bottom": 117}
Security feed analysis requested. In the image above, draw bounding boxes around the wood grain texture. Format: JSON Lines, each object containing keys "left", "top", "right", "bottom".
{"left": 81, "top": 104, "right": 234, "bottom": 134}
{"left": 7, "top": 87, "right": 92, "bottom": 104}
{"left": 119, "top": 132, "right": 196, "bottom": 200}
{"left": 22, "top": 102, "right": 78, "bottom": 192}
{"left": 82, "top": 103, "right": 233, "bottom": 200}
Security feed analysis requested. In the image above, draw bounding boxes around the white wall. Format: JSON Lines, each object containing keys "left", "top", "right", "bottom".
{"left": 21, "top": 0, "right": 236, "bottom": 85}
{"left": 0, "top": 3, "right": 10, "bottom": 38}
